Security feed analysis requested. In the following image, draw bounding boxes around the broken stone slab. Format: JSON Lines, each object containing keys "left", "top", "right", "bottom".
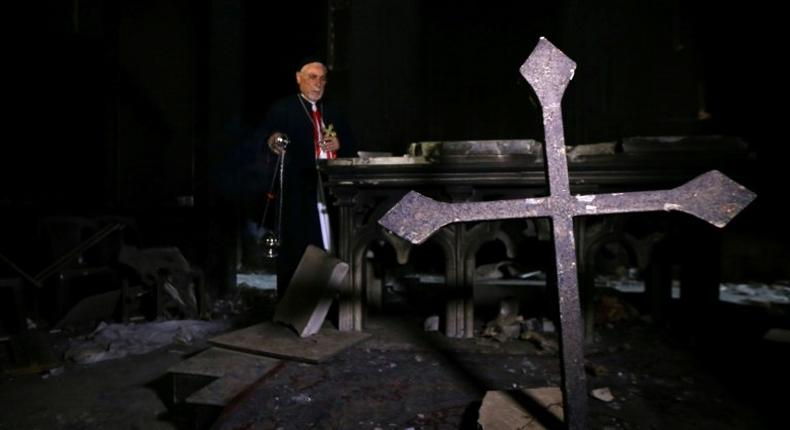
{"left": 209, "top": 321, "right": 370, "bottom": 364}
{"left": 273, "top": 245, "right": 349, "bottom": 337}
{"left": 590, "top": 387, "right": 615, "bottom": 403}
{"left": 168, "top": 347, "right": 280, "bottom": 406}
{"left": 478, "top": 386, "right": 564, "bottom": 429}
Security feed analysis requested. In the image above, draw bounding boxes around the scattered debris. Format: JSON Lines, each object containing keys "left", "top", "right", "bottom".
{"left": 475, "top": 261, "right": 522, "bottom": 280}
{"left": 119, "top": 245, "right": 204, "bottom": 319}
{"left": 595, "top": 274, "right": 681, "bottom": 299}
{"left": 763, "top": 328, "right": 790, "bottom": 343}
{"left": 594, "top": 292, "right": 640, "bottom": 324}
{"left": 0, "top": 331, "right": 61, "bottom": 376}
{"left": 591, "top": 387, "right": 615, "bottom": 402}
{"left": 290, "top": 393, "right": 313, "bottom": 404}
{"left": 523, "top": 318, "right": 542, "bottom": 332}
{"left": 211, "top": 298, "right": 245, "bottom": 318}
{"left": 585, "top": 362, "right": 608, "bottom": 377}
{"left": 597, "top": 277, "right": 790, "bottom": 308}
{"left": 541, "top": 319, "right": 555, "bottom": 333}
{"left": 483, "top": 298, "right": 524, "bottom": 342}
{"left": 64, "top": 319, "right": 230, "bottom": 364}
{"left": 478, "top": 387, "right": 564, "bottom": 429}
{"left": 520, "top": 330, "right": 558, "bottom": 353}
{"left": 719, "top": 282, "right": 790, "bottom": 306}
{"left": 236, "top": 273, "right": 277, "bottom": 290}
{"left": 423, "top": 315, "right": 439, "bottom": 332}
{"left": 40, "top": 366, "right": 64, "bottom": 379}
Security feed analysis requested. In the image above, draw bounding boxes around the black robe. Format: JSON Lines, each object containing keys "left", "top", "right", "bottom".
{"left": 257, "top": 94, "right": 356, "bottom": 295}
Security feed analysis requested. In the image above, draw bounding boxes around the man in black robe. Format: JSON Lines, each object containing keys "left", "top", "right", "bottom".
{"left": 258, "top": 58, "right": 356, "bottom": 297}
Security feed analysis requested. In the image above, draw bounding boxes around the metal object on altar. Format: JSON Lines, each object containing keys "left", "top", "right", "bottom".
{"left": 325, "top": 139, "right": 545, "bottom": 167}
{"left": 407, "top": 139, "right": 543, "bottom": 160}
{"left": 379, "top": 37, "right": 756, "bottom": 429}
{"left": 324, "top": 155, "right": 429, "bottom": 167}
{"left": 357, "top": 151, "right": 393, "bottom": 158}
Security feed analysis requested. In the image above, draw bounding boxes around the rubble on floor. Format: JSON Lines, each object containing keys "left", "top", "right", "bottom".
{"left": 64, "top": 319, "right": 231, "bottom": 364}
{"left": 719, "top": 282, "right": 790, "bottom": 307}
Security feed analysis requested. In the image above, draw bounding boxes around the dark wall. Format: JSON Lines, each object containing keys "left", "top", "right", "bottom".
{"left": 338, "top": 0, "right": 783, "bottom": 156}
{"left": 3, "top": 1, "right": 787, "bottom": 291}
{"left": 8, "top": 0, "right": 782, "bottom": 205}
{"left": 243, "top": 2, "right": 327, "bottom": 126}
{"left": 6, "top": 0, "right": 113, "bottom": 208}
{"left": 115, "top": 0, "right": 199, "bottom": 208}
{"left": 342, "top": 1, "right": 560, "bottom": 153}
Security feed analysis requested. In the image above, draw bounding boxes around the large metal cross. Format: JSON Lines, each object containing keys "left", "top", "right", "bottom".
{"left": 378, "top": 37, "right": 756, "bottom": 429}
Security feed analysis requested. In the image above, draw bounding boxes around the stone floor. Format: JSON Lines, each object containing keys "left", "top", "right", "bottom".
{"left": 210, "top": 305, "right": 788, "bottom": 430}
{"left": 0, "top": 290, "right": 787, "bottom": 430}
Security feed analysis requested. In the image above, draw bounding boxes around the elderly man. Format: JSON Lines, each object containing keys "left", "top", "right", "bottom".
{"left": 258, "top": 57, "right": 356, "bottom": 296}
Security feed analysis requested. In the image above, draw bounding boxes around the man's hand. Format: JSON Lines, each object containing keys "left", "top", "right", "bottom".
{"left": 320, "top": 124, "right": 340, "bottom": 153}
{"left": 321, "top": 134, "right": 341, "bottom": 153}
{"left": 267, "top": 132, "right": 286, "bottom": 155}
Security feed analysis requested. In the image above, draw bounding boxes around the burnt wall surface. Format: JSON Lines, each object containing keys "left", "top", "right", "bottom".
{"left": 2, "top": 1, "right": 787, "bottom": 298}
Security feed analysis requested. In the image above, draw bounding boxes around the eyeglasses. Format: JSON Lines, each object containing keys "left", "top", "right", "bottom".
{"left": 302, "top": 73, "right": 327, "bottom": 84}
